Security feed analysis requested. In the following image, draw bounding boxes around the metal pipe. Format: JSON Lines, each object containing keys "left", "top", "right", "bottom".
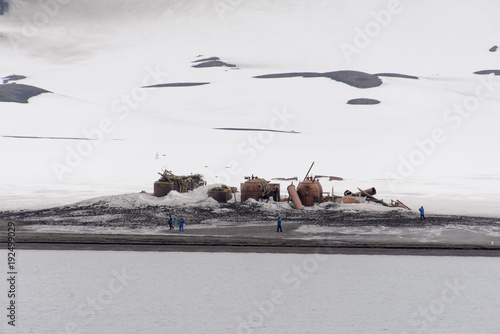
{"left": 352, "top": 187, "right": 377, "bottom": 197}
{"left": 287, "top": 184, "right": 304, "bottom": 210}
{"left": 303, "top": 162, "right": 315, "bottom": 181}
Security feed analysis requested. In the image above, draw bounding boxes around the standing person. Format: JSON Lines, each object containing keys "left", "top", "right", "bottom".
{"left": 168, "top": 215, "right": 174, "bottom": 230}
{"left": 277, "top": 216, "right": 282, "bottom": 232}
{"left": 179, "top": 217, "right": 184, "bottom": 232}
{"left": 419, "top": 206, "right": 425, "bottom": 220}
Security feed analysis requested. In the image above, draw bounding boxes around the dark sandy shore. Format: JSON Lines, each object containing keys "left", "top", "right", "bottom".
{"left": 2, "top": 199, "right": 499, "bottom": 256}
{"left": 2, "top": 218, "right": 500, "bottom": 257}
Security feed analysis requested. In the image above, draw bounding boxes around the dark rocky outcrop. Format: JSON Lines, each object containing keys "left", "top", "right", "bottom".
{"left": 192, "top": 57, "right": 220, "bottom": 63}
{"left": 376, "top": 73, "right": 418, "bottom": 80}
{"left": 255, "top": 70, "right": 383, "bottom": 89}
{"left": 347, "top": 98, "right": 380, "bottom": 105}
{"left": 0, "top": 84, "right": 51, "bottom": 103}
{"left": 0, "top": 0, "right": 8, "bottom": 15}
{"left": 2, "top": 74, "right": 27, "bottom": 84}
{"left": 192, "top": 60, "right": 236, "bottom": 68}
{"left": 474, "top": 70, "right": 500, "bottom": 75}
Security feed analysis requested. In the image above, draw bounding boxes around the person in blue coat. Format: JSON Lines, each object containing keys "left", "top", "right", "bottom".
{"left": 179, "top": 217, "right": 185, "bottom": 232}
{"left": 168, "top": 215, "right": 174, "bottom": 230}
{"left": 419, "top": 206, "right": 425, "bottom": 220}
{"left": 277, "top": 217, "right": 282, "bottom": 232}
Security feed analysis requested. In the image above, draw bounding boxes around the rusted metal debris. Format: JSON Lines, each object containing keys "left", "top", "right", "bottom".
{"left": 284, "top": 162, "right": 344, "bottom": 208}
{"left": 297, "top": 177, "right": 323, "bottom": 206}
{"left": 151, "top": 166, "right": 411, "bottom": 210}
{"left": 208, "top": 185, "right": 234, "bottom": 203}
{"left": 240, "top": 175, "right": 280, "bottom": 202}
{"left": 390, "top": 199, "right": 411, "bottom": 210}
{"left": 287, "top": 184, "right": 304, "bottom": 210}
{"left": 153, "top": 168, "right": 206, "bottom": 197}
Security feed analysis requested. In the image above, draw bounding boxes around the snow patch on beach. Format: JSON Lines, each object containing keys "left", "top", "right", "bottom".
{"left": 21, "top": 224, "right": 164, "bottom": 235}
{"left": 240, "top": 198, "right": 294, "bottom": 212}
{"left": 74, "top": 184, "right": 223, "bottom": 209}
{"left": 294, "top": 224, "right": 500, "bottom": 245}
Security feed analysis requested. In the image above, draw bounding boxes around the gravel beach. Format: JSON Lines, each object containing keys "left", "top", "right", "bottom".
{"left": 2, "top": 201, "right": 500, "bottom": 256}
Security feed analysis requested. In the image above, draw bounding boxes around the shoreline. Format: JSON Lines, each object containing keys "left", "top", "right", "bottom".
{"left": 2, "top": 201, "right": 500, "bottom": 257}
{"left": 3, "top": 219, "right": 500, "bottom": 257}
{"left": 5, "top": 236, "right": 500, "bottom": 257}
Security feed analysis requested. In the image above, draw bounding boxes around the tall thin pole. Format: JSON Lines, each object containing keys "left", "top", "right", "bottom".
{"left": 303, "top": 162, "right": 315, "bottom": 181}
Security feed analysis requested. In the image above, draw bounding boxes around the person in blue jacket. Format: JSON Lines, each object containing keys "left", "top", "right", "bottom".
{"left": 179, "top": 217, "right": 185, "bottom": 232}
{"left": 419, "top": 206, "right": 425, "bottom": 220}
{"left": 168, "top": 215, "right": 174, "bottom": 230}
{"left": 277, "top": 217, "right": 282, "bottom": 232}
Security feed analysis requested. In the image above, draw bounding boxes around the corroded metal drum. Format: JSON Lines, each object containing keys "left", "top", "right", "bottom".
{"left": 153, "top": 181, "right": 176, "bottom": 197}
{"left": 297, "top": 178, "right": 323, "bottom": 206}
{"left": 240, "top": 177, "right": 269, "bottom": 202}
{"left": 208, "top": 188, "right": 233, "bottom": 203}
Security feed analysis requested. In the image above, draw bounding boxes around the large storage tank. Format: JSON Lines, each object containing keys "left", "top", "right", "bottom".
{"left": 207, "top": 185, "right": 233, "bottom": 203}
{"left": 296, "top": 178, "right": 323, "bottom": 206}
{"left": 153, "top": 181, "right": 176, "bottom": 197}
{"left": 240, "top": 176, "right": 280, "bottom": 202}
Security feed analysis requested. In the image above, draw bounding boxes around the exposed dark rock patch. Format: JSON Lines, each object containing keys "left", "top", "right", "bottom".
{"left": 489, "top": 46, "right": 498, "bottom": 52}
{"left": 2, "top": 74, "right": 26, "bottom": 83}
{"left": 214, "top": 128, "right": 300, "bottom": 134}
{"left": 0, "top": 83, "right": 51, "bottom": 103}
{"left": 347, "top": 98, "right": 380, "bottom": 105}
{"left": 376, "top": 73, "right": 419, "bottom": 80}
{"left": 254, "top": 70, "right": 383, "bottom": 89}
{"left": 191, "top": 56, "right": 237, "bottom": 68}
{"left": 474, "top": 69, "right": 500, "bottom": 75}
{"left": 2, "top": 135, "right": 123, "bottom": 141}
{"left": 0, "top": 0, "right": 8, "bottom": 15}
{"left": 192, "top": 60, "right": 236, "bottom": 68}
{"left": 255, "top": 72, "right": 323, "bottom": 79}
{"left": 143, "top": 82, "right": 209, "bottom": 88}
{"left": 192, "top": 57, "right": 220, "bottom": 63}
{"left": 324, "top": 71, "right": 383, "bottom": 88}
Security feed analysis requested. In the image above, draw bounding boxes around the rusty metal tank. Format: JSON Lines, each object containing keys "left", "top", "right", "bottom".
{"left": 153, "top": 181, "right": 176, "bottom": 197}
{"left": 296, "top": 177, "right": 323, "bottom": 206}
{"left": 240, "top": 175, "right": 270, "bottom": 202}
{"left": 208, "top": 185, "right": 233, "bottom": 203}
{"left": 154, "top": 170, "right": 206, "bottom": 197}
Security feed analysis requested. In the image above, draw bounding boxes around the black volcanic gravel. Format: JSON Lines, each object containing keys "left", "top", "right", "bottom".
{"left": 1, "top": 201, "right": 497, "bottom": 229}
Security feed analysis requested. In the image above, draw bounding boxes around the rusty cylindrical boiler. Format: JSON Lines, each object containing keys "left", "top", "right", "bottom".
{"left": 296, "top": 178, "right": 323, "bottom": 206}
{"left": 240, "top": 176, "right": 270, "bottom": 202}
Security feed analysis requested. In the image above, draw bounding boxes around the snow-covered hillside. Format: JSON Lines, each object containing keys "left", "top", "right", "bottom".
{"left": 1, "top": 0, "right": 500, "bottom": 216}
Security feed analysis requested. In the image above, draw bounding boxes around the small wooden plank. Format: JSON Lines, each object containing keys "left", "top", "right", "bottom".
{"left": 396, "top": 199, "right": 411, "bottom": 210}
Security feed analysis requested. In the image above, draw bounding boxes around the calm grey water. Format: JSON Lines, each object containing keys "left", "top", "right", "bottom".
{"left": 1, "top": 250, "right": 499, "bottom": 333}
